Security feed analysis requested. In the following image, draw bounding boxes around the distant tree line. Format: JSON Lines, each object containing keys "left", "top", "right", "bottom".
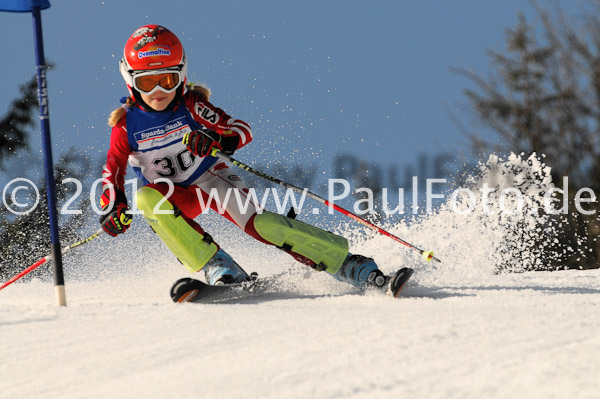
{"left": 456, "top": 1, "right": 600, "bottom": 270}
{"left": 0, "top": 72, "right": 92, "bottom": 281}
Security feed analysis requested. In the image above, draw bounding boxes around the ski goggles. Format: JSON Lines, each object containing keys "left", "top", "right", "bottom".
{"left": 131, "top": 68, "right": 183, "bottom": 95}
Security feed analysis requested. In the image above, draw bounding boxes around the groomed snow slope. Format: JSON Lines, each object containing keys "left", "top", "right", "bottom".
{"left": 1, "top": 242, "right": 599, "bottom": 399}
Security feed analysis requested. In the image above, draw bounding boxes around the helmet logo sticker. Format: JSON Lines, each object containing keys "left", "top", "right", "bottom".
{"left": 138, "top": 46, "right": 171, "bottom": 59}
{"left": 132, "top": 26, "right": 164, "bottom": 51}
{"left": 133, "top": 35, "right": 157, "bottom": 51}
{"left": 132, "top": 27, "right": 154, "bottom": 37}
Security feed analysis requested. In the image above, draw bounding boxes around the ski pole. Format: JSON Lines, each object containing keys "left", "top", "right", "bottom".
{"left": 0, "top": 228, "right": 104, "bottom": 291}
{"left": 211, "top": 149, "right": 441, "bottom": 263}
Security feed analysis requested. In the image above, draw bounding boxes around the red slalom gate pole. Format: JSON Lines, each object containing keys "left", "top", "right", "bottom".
{"left": 0, "top": 257, "right": 49, "bottom": 291}
{"left": 0, "top": 229, "right": 104, "bottom": 292}
{"left": 211, "top": 149, "right": 441, "bottom": 263}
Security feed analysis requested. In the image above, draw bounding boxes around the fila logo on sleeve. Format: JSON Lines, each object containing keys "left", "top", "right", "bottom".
{"left": 194, "top": 102, "right": 219, "bottom": 124}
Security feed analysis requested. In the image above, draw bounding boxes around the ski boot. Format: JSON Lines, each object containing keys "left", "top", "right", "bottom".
{"left": 203, "top": 248, "right": 250, "bottom": 286}
{"left": 333, "top": 254, "right": 413, "bottom": 297}
{"left": 333, "top": 254, "right": 383, "bottom": 289}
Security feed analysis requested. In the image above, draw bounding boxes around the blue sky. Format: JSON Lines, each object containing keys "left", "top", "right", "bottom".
{"left": 0, "top": 0, "right": 581, "bottom": 194}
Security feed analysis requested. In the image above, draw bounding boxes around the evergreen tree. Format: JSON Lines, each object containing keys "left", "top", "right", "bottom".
{"left": 0, "top": 75, "right": 37, "bottom": 167}
{"left": 0, "top": 72, "right": 93, "bottom": 281}
{"left": 457, "top": 3, "right": 600, "bottom": 269}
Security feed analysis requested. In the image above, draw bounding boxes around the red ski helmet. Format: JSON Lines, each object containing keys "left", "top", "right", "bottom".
{"left": 119, "top": 25, "right": 187, "bottom": 96}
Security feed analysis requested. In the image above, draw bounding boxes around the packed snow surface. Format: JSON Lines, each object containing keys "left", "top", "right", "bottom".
{"left": 2, "top": 266, "right": 599, "bottom": 399}
{"left": 1, "top": 153, "right": 599, "bottom": 398}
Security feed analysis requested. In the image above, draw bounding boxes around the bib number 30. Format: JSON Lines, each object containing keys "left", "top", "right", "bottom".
{"left": 153, "top": 149, "right": 195, "bottom": 177}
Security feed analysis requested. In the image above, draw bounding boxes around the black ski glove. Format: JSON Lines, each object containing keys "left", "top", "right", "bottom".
{"left": 99, "top": 188, "right": 132, "bottom": 237}
{"left": 183, "top": 128, "right": 239, "bottom": 157}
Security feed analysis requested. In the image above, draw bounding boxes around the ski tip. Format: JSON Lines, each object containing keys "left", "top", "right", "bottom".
{"left": 176, "top": 290, "right": 199, "bottom": 303}
{"left": 391, "top": 267, "right": 414, "bottom": 298}
{"left": 170, "top": 277, "right": 197, "bottom": 303}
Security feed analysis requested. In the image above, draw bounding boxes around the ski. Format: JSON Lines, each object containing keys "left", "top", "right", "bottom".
{"left": 170, "top": 278, "right": 247, "bottom": 303}
{"left": 170, "top": 267, "right": 414, "bottom": 303}
{"left": 170, "top": 272, "right": 280, "bottom": 303}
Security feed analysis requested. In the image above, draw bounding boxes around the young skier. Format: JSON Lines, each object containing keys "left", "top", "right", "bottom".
{"left": 100, "top": 24, "right": 407, "bottom": 297}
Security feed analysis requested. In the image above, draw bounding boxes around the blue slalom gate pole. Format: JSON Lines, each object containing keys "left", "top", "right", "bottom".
{"left": 31, "top": 5, "right": 66, "bottom": 306}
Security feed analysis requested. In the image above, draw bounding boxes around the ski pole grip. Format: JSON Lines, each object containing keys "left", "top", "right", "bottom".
{"left": 211, "top": 148, "right": 228, "bottom": 160}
